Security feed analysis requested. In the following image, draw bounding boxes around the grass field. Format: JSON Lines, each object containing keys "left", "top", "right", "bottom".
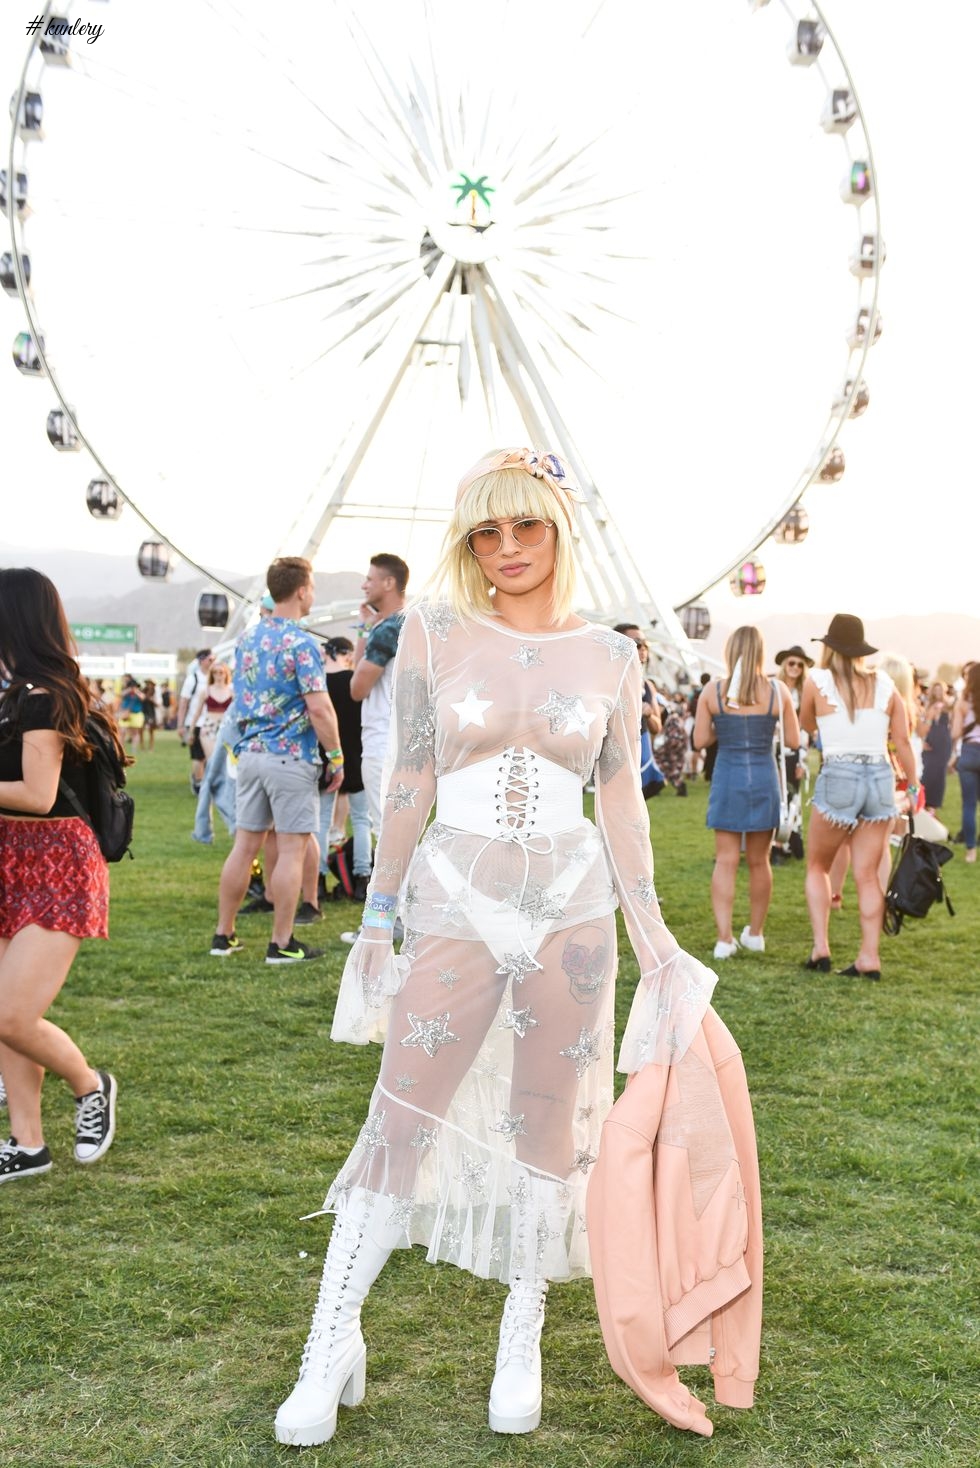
{"left": 1, "top": 735, "right": 977, "bottom": 1467}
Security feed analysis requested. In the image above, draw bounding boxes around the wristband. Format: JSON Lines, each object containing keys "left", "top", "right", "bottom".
{"left": 366, "top": 893, "right": 397, "bottom": 913}
{"left": 363, "top": 911, "right": 395, "bottom": 929}
{"left": 326, "top": 748, "right": 343, "bottom": 760}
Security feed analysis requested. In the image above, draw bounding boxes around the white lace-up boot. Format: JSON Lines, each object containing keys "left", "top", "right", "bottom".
{"left": 489, "top": 1174, "right": 568, "bottom": 1433}
{"left": 488, "top": 1276, "right": 549, "bottom": 1433}
{"left": 275, "top": 1190, "right": 401, "bottom": 1448}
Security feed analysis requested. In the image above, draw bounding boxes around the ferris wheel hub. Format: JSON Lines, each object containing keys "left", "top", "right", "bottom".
{"left": 426, "top": 170, "right": 513, "bottom": 265}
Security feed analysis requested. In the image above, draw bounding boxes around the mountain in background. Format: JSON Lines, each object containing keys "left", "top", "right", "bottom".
{"left": 4, "top": 545, "right": 978, "bottom": 674}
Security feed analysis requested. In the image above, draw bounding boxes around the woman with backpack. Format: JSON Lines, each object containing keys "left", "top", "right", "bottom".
{"left": 799, "top": 614, "right": 918, "bottom": 979}
{"left": 951, "top": 662, "right": 980, "bottom": 864}
{"left": 0, "top": 568, "right": 122, "bottom": 1183}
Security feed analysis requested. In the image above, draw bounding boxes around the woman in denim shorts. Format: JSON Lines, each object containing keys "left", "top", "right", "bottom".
{"left": 799, "top": 614, "right": 918, "bottom": 980}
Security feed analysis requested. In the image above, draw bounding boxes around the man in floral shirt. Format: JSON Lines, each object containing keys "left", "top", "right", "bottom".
{"left": 210, "top": 557, "right": 344, "bottom": 963}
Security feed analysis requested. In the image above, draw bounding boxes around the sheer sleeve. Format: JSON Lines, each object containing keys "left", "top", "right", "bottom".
{"left": 331, "top": 606, "right": 436, "bottom": 1045}
{"left": 593, "top": 657, "right": 717, "bottom": 1072}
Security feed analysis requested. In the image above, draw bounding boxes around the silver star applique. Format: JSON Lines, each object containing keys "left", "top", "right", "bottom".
{"left": 404, "top": 702, "right": 437, "bottom": 758}
{"left": 535, "top": 689, "right": 596, "bottom": 739}
{"left": 577, "top": 1105, "right": 594, "bottom": 1121}
{"left": 568, "top": 838, "right": 598, "bottom": 865}
{"left": 495, "top": 952, "right": 543, "bottom": 984}
{"left": 377, "top": 858, "right": 402, "bottom": 880}
{"left": 401, "top": 928, "right": 421, "bottom": 959}
{"left": 592, "top": 628, "right": 636, "bottom": 662}
{"left": 357, "top": 1111, "right": 389, "bottom": 1158}
{"left": 387, "top": 1194, "right": 417, "bottom": 1231}
{"left": 630, "top": 876, "right": 656, "bottom": 907}
{"left": 394, "top": 1074, "right": 417, "bottom": 1093}
{"left": 457, "top": 1154, "right": 490, "bottom": 1203}
{"left": 491, "top": 1111, "right": 528, "bottom": 1141}
{"left": 420, "top": 602, "right": 458, "bottom": 642}
{"left": 496, "top": 880, "right": 567, "bottom": 924}
{"left": 386, "top": 783, "right": 419, "bottom": 813}
{"left": 507, "top": 1173, "right": 530, "bottom": 1207}
{"left": 403, "top": 882, "right": 420, "bottom": 912}
{"left": 438, "top": 967, "right": 462, "bottom": 989}
{"left": 410, "top": 1124, "right": 439, "bottom": 1153}
{"left": 435, "top": 893, "right": 470, "bottom": 926}
{"left": 512, "top": 644, "right": 544, "bottom": 670}
{"left": 499, "top": 1005, "right": 540, "bottom": 1039}
{"left": 536, "top": 1212, "right": 562, "bottom": 1261}
{"left": 571, "top": 1149, "right": 598, "bottom": 1175}
{"left": 421, "top": 822, "right": 453, "bottom": 846}
{"left": 399, "top": 1011, "right": 460, "bottom": 1059}
{"left": 559, "top": 1027, "right": 602, "bottom": 1079}
{"left": 680, "top": 976, "right": 704, "bottom": 1008}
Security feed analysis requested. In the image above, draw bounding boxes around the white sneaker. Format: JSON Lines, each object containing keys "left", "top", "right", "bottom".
{"left": 740, "top": 927, "right": 765, "bottom": 953}
{"left": 713, "top": 939, "right": 739, "bottom": 960}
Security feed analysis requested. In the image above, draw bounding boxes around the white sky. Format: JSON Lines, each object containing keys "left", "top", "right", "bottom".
{"left": 1, "top": 1, "right": 976, "bottom": 622}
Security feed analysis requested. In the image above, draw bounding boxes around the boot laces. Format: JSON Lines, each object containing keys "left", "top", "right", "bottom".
{"left": 300, "top": 1220, "right": 364, "bottom": 1378}
{"left": 496, "top": 1281, "right": 547, "bottom": 1369}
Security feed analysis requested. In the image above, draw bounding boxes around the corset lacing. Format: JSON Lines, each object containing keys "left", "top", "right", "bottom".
{"left": 465, "top": 747, "right": 556, "bottom": 965}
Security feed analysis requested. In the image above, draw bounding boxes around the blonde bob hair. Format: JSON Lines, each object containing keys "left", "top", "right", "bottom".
{"left": 429, "top": 466, "right": 578, "bottom": 626}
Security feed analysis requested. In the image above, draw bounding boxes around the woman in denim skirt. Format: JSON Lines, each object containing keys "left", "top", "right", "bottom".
{"left": 799, "top": 614, "right": 918, "bottom": 980}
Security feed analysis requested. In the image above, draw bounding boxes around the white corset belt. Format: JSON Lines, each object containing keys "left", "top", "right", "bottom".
{"left": 435, "top": 747, "right": 583, "bottom": 840}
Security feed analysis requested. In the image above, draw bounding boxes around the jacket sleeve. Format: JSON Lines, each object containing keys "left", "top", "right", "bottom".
{"left": 593, "top": 657, "right": 717, "bottom": 1070}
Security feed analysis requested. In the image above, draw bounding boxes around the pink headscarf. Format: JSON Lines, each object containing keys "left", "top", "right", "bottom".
{"left": 454, "top": 447, "right": 583, "bottom": 532}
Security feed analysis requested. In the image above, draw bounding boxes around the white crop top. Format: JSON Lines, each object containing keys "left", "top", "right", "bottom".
{"left": 811, "top": 667, "right": 895, "bottom": 756}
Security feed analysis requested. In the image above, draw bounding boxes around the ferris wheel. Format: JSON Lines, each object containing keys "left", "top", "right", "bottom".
{"left": 4, "top": 0, "right": 881, "bottom": 676}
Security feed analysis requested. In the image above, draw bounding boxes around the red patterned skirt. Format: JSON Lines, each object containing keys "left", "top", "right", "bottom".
{"left": 0, "top": 817, "right": 109, "bottom": 941}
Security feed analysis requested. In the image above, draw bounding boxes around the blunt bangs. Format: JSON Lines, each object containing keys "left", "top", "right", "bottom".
{"left": 428, "top": 467, "right": 578, "bottom": 626}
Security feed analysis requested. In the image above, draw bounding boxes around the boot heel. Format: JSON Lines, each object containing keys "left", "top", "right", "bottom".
{"left": 340, "top": 1345, "right": 367, "bottom": 1407}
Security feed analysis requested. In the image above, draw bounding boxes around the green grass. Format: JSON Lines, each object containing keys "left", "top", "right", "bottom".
{"left": 1, "top": 735, "right": 977, "bottom": 1467}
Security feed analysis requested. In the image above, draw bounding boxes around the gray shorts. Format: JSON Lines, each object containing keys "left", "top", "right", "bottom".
{"left": 235, "top": 752, "right": 320, "bottom": 834}
{"left": 812, "top": 756, "right": 898, "bottom": 830}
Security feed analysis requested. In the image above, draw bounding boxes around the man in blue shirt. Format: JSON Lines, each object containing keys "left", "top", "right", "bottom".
{"left": 210, "top": 557, "right": 343, "bottom": 963}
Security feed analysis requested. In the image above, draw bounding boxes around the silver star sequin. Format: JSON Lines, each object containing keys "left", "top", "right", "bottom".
{"left": 495, "top": 952, "right": 543, "bottom": 985}
{"left": 386, "top": 782, "right": 419, "bottom": 812}
{"left": 630, "top": 876, "right": 656, "bottom": 907}
{"left": 435, "top": 893, "right": 470, "bottom": 926}
{"left": 568, "top": 838, "right": 598, "bottom": 865}
{"left": 578, "top": 1104, "right": 594, "bottom": 1121}
{"left": 401, "top": 928, "right": 421, "bottom": 959}
{"left": 404, "top": 702, "right": 437, "bottom": 758}
{"left": 420, "top": 602, "right": 458, "bottom": 642}
{"left": 507, "top": 1174, "right": 530, "bottom": 1207}
{"left": 680, "top": 976, "right": 704, "bottom": 1008}
{"left": 535, "top": 689, "right": 597, "bottom": 739}
{"left": 400, "top": 1010, "right": 460, "bottom": 1059}
{"left": 512, "top": 643, "right": 544, "bottom": 670}
{"left": 499, "top": 1005, "right": 540, "bottom": 1039}
{"left": 496, "top": 880, "right": 567, "bottom": 924}
{"left": 592, "top": 628, "right": 636, "bottom": 662}
{"left": 357, "top": 1111, "right": 389, "bottom": 1158}
{"left": 421, "top": 822, "right": 453, "bottom": 846}
{"left": 491, "top": 1111, "right": 528, "bottom": 1141}
{"left": 559, "top": 1027, "right": 602, "bottom": 1079}
{"left": 438, "top": 967, "right": 462, "bottom": 989}
{"left": 410, "top": 1124, "right": 439, "bottom": 1152}
{"left": 377, "top": 858, "right": 402, "bottom": 880}
{"left": 536, "top": 1212, "right": 562, "bottom": 1261}
{"left": 403, "top": 882, "right": 420, "bottom": 912}
{"left": 457, "top": 1154, "right": 490, "bottom": 1203}
{"left": 387, "top": 1194, "right": 416, "bottom": 1231}
{"left": 394, "top": 1074, "right": 417, "bottom": 1093}
{"left": 571, "top": 1149, "right": 598, "bottom": 1175}
{"left": 440, "top": 1220, "right": 461, "bottom": 1253}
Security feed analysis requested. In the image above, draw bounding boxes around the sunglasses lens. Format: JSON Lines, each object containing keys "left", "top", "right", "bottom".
{"left": 466, "top": 526, "right": 502, "bottom": 556}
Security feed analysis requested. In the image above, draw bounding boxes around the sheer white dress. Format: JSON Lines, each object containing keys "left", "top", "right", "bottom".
{"left": 320, "top": 604, "right": 717, "bottom": 1284}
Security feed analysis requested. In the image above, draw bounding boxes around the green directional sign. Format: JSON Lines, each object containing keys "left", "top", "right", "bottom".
{"left": 70, "top": 622, "right": 138, "bottom": 645}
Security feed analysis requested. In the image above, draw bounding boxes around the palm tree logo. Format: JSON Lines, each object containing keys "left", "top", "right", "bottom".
{"left": 452, "top": 172, "right": 495, "bottom": 227}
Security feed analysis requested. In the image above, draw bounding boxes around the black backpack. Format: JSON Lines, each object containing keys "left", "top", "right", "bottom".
{"left": 59, "top": 719, "right": 135, "bottom": 862}
{"left": 883, "top": 817, "right": 954, "bottom": 936}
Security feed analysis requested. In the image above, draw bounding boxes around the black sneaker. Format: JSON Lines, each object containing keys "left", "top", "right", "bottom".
{"left": 74, "top": 1071, "right": 118, "bottom": 1164}
{"left": 0, "top": 1137, "right": 53, "bottom": 1183}
{"left": 352, "top": 874, "right": 370, "bottom": 904}
{"left": 210, "top": 932, "right": 245, "bottom": 957}
{"left": 265, "top": 937, "right": 324, "bottom": 964}
{"left": 240, "top": 895, "right": 275, "bottom": 914}
{"left": 295, "top": 902, "right": 322, "bottom": 925}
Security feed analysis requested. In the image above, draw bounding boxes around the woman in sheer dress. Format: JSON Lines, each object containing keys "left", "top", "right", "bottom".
{"left": 275, "top": 448, "right": 718, "bottom": 1448}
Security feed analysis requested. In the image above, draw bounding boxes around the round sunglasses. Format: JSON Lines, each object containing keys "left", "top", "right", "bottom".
{"left": 465, "top": 518, "right": 554, "bottom": 558}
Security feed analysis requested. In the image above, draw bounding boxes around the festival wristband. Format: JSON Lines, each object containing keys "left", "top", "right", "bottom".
{"left": 366, "top": 893, "right": 397, "bottom": 912}
{"left": 363, "top": 911, "right": 395, "bottom": 929}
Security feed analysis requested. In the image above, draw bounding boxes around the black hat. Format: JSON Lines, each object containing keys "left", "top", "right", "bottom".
{"left": 774, "top": 644, "right": 814, "bottom": 668}
{"left": 813, "top": 613, "right": 877, "bottom": 658}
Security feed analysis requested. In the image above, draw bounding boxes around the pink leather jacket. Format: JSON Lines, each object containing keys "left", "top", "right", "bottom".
{"left": 586, "top": 1005, "right": 762, "bottom": 1437}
